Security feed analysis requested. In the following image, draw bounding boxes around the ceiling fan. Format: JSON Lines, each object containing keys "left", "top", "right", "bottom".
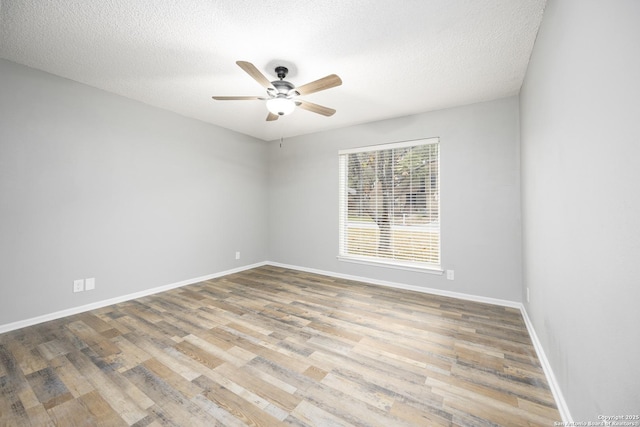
{"left": 212, "top": 61, "right": 342, "bottom": 121}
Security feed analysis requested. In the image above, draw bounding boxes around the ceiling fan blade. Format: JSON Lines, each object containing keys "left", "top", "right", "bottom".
{"left": 297, "top": 100, "right": 336, "bottom": 117}
{"left": 236, "top": 61, "right": 276, "bottom": 90}
{"left": 212, "top": 96, "right": 263, "bottom": 100}
{"left": 295, "top": 74, "right": 342, "bottom": 96}
{"left": 266, "top": 112, "right": 279, "bottom": 121}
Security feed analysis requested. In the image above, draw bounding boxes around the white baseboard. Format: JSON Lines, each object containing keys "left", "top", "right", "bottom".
{"left": 266, "top": 261, "right": 521, "bottom": 309}
{"left": 266, "top": 261, "right": 572, "bottom": 423}
{"left": 0, "top": 261, "right": 267, "bottom": 334}
{"left": 519, "top": 305, "right": 573, "bottom": 423}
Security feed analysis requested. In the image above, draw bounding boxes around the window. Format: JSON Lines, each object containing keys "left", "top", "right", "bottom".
{"left": 338, "top": 138, "right": 440, "bottom": 271}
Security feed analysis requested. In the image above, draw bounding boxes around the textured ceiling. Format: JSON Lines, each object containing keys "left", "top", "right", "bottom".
{"left": 0, "top": 0, "right": 546, "bottom": 141}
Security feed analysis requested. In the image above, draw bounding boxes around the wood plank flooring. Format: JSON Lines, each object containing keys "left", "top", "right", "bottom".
{"left": 0, "top": 265, "right": 561, "bottom": 426}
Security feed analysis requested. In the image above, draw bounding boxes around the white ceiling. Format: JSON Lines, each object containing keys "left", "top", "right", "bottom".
{"left": 0, "top": 0, "right": 546, "bottom": 142}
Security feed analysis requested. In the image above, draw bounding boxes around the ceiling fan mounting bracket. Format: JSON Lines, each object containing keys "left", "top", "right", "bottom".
{"left": 274, "top": 66, "right": 289, "bottom": 80}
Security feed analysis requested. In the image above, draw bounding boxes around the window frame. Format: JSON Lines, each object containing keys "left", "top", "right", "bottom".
{"left": 338, "top": 137, "right": 442, "bottom": 274}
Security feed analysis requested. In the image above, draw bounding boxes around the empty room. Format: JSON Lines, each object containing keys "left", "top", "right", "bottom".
{"left": 1, "top": 0, "right": 638, "bottom": 425}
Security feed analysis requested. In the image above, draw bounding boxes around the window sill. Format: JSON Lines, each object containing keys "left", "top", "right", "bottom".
{"left": 337, "top": 255, "right": 443, "bottom": 275}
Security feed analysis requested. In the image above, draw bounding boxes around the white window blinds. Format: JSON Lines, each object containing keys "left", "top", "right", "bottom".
{"left": 338, "top": 138, "right": 440, "bottom": 270}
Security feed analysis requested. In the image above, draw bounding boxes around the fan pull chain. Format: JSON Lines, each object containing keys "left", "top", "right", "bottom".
{"left": 279, "top": 116, "right": 285, "bottom": 148}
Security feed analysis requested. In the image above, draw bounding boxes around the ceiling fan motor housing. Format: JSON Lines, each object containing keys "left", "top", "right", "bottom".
{"left": 271, "top": 80, "right": 296, "bottom": 94}
{"left": 270, "top": 66, "right": 298, "bottom": 96}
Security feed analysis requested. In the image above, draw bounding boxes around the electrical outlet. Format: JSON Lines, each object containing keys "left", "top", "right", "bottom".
{"left": 235, "top": 251, "right": 240, "bottom": 260}
{"left": 85, "top": 278, "right": 95, "bottom": 291}
{"left": 73, "top": 279, "right": 84, "bottom": 293}
{"left": 446, "top": 270, "right": 454, "bottom": 280}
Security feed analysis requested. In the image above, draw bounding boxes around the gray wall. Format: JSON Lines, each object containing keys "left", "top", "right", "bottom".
{"left": 520, "top": 0, "right": 640, "bottom": 419}
{"left": 0, "top": 59, "right": 269, "bottom": 325}
{"left": 268, "top": 97, "right": 522, "bottom": 302}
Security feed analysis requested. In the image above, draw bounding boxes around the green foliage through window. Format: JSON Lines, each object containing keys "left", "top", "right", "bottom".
{"left": 339, "top": 138, "right": 440, "bottom": 268}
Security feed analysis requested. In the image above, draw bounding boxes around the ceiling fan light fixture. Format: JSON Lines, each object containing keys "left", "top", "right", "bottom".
{"left": 266, "top": 97, "right": 296, "bottom": 116}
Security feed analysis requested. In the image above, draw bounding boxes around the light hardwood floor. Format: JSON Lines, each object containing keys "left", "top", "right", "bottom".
{"left": 0, "top": 265, "right": 560, "bottom": 426}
